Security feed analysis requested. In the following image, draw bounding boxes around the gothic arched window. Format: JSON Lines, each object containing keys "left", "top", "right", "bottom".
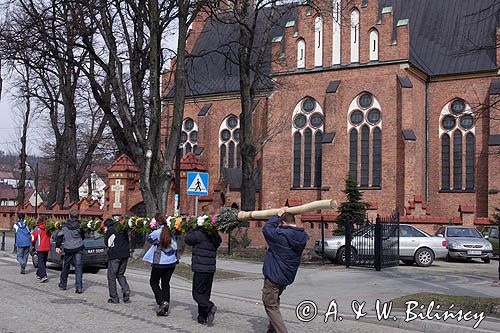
{"left": 292, "top": 97, "right": 324, "bottom": 188}
{"left": 439, "top": 98, "right": 475, "bottom": 191}
{"left": 314, "top": 16, "right": 323, "bottom": 67}
{"left": 369, "top": 29, "right": 378, "bottom": 61}
{"left": 181, "top": 118, "right": 198, "bottom": 155}
{"left": 347, "top": 92, "right": 382, "bottom": 188}
{"left": 350, "top": 9, "right": 360, "bottom": 63}
{"left": 219, "top": 115, "right": 240, "bottom": 175}
{"left": 297, "top": 39, "right": 306, "bottom": 69}
{"left": 332, "top": 0, "right": 342, "bottom": 65}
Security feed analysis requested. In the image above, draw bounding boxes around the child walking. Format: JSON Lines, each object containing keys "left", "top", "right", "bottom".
{"left": 31, "top": 215, "right": 51, "bottom": 282}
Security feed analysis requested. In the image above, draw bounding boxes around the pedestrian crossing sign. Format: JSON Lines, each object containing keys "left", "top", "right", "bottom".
{"left": 187, "top": 172, "right": 209, "bottom": 196}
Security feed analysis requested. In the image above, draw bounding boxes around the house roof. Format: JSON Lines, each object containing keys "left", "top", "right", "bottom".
{"left": 0, "top": 183, "right": 17, "bottom": 200}
{"left": 381, "top": 0, "right": 499, "bottom": 76}
{"left": 0, "top": 171, "right": 15, "bottom": 179}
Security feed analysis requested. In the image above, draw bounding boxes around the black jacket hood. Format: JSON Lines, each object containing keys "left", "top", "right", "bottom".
{"left": 66, "top": 218, "right": 81, "bottom": 230}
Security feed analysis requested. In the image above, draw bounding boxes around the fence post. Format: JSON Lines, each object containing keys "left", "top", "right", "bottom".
{"left": 374, "top": 215, "right": 382, "bottom": 271}
{"left": 321, "top": 216, "right": 325, "bottom": 264}
{"left": 345, "top": 219, "right": 352, "bottom": 268}
{"left": 1, "top": 231, "right": 5, "bottom": 251}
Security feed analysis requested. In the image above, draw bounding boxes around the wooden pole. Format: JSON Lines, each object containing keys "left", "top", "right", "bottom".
{"left": 237, "top": 199, "right": 337, "bottom": 221}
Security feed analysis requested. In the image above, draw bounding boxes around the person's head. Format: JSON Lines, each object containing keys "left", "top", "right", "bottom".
{"left": 104, "top": 218, "right": 114, "bottom": 228}
{"left": 69, "top": 210, "right": 78, "bottom": 219}
{"left": 280, "top": 213, "right": 296, "bottom": 226}
{"left": 155, "top": 213, "right": 171, "bottom": 249}
{"left": 18, "top": 213, "right": 25, "bottom": 220}
{"left": 37, "top": 215, "right": 47, "bottom": 224}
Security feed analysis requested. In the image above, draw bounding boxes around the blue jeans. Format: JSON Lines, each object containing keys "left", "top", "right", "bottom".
{"left": 16, "top": 246, "right": 30, "bottom": 267}
{"left": 37, "top": 251, "right": 48, "bottom": 278}
{"left": 59, "top": 250, "right": 83, "bottom": 290}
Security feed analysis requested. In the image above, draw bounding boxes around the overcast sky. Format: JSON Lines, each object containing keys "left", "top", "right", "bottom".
{"left": 0, "top": 20, "right": 179, "bottom": 157}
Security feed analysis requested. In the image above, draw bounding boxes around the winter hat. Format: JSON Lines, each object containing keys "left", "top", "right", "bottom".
{"left": 104, "top": 218, "right": 114, "bottom": 228}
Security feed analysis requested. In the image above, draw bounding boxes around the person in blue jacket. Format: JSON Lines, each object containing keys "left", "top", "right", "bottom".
{"left": 14, "top": 213, "right": 31, "bottom": 274}
{"left": 143, "top": 213, "right": 178, "bottom": 316}
{"left": 262, "top": 207, "right": 309, "bottom": 333}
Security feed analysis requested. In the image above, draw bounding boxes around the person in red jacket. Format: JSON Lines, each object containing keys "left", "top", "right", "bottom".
{"left": 31, "top": 216, "right": 51, "bottom": 283}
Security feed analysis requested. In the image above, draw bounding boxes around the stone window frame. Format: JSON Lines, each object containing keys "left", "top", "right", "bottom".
{"left": 219, "top": 115, "right": 240, "bottom": 176}
{"left": 297, "top": 38, "right": 306, "bottom": 69}
{"left": 181, "top": 117, "right": 198, "bottom": 155}
{"left": 439, "top": 98, "right": 476, "bottom": 192}
{"left": 369, "top": 28, "right": 379, "bottom": 61}
{"left": 292, "top": 97, "right": 324, "bottom": 189}
{"left": 347, "top": 92, "right": 383, "bottom": 189}
{"left": 350, "top": 8, "right": 360, "bottom": 63}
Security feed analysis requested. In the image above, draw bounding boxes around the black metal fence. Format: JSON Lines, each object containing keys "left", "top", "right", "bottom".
{"left": 345, "top": 212, "right": 400, "bottom": 271}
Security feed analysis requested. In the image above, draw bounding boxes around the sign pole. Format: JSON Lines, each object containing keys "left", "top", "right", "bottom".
{"left": 194, "top": 195, "right": 199, "bottom": 216}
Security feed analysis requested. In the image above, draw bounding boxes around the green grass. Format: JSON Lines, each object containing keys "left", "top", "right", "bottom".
{"left": 391, "top": 293, "right": 500, "bottom": 317}
{"left": 127, "top": 258, "right": 248, "bottom": 281}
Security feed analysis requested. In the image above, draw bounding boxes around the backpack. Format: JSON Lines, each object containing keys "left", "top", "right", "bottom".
{"left": 16, "top": 221, "right": 31, "bottom": 247}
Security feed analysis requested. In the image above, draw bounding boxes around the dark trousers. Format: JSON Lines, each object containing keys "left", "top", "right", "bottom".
{"left": 149, "top": 265, "right": 176, "bottom": 305}
{"left": 107, "top": 258, "right": 130, "bottom": 300}
{"left": 262, "top": 278, "right": 288, "bottom": 333}
{"left": 36, "top": 251, "right": 48, "bottom": 278}
{"left": 60, "top": 250, "right": 83, "bottom": 290}
{"left": 192, "top": 272, "right": 215, "bottom": 321}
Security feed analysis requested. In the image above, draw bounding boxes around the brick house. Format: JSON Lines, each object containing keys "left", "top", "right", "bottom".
{"left": 161, "top": 0, "right": 500, "bottom": 233}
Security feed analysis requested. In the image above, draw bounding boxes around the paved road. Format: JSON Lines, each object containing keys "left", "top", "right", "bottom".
{"left": 0, "top": 253, "right": 423, "bottom": 333}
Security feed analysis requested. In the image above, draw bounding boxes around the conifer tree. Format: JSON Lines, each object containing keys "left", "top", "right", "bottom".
{"left": 335, "top": 174, "right": 368, "bottom": 234}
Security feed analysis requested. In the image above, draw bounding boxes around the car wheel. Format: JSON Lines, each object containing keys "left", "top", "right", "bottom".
{"left": 482, "top": 257, "right": 490, "bottom": 264}
{"left": 414, "top": 248, "right": 434, "bottom": 267}
{"left": 401, "top": 259, "right": 414, "bottom": 265}
{"left": 336, "top": 247, "right": 357, "bottom": 265}
{"left": 32, "top": 252, "right": 39, "bottom": 269}
{"left": 85, "top": 267, "right": 101, "bottom": 274}
{"left": 445, "top": 254, "right": 452, "bottom": 262}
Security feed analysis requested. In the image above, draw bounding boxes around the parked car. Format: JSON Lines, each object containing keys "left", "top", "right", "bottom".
{"left": 435, "top": 226, "right": 493, "bottom": 263}
{"left": 314, "top": 224, "right": 447, "bottom": 267}
{"left": 482, "top": 226, "right": 499, "bottom": 256}
{"left": 31, "top": 231, "right": 108, "bottom": 273}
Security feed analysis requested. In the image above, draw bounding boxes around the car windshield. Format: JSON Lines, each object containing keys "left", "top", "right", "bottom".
{"left": 446, "top": 227, "right": 482, "bottom": 238}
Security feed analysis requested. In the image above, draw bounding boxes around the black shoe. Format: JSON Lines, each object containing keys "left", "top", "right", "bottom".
{"left": 156, "top": 301, "right": 169, "bottom": 316}
{"left": 123, "top": 292, "right": 130, "bottom": 303}
{"left": 58, "top": 283, "right": 67, "bottom": 291}
{"left": 75, "top": 289, "right": 82, "bottom": 294}
{"left": 20, "top": 266, "right": 26, "bottom": 274}
{"left": 197, "top": 318, "right": 207, "bottom": 325}
{"left": 207, "top": 305, "right": 217, "bottom": 325}
{"left": 108, "top": 298, "right": 120, "bottom": 304}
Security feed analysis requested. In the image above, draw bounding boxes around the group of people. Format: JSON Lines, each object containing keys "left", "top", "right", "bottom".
{"left": 15, "top": 207, "right": 309, "bottom": 332}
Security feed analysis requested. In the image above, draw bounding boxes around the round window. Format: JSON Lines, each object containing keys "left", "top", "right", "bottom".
{"left": 350, "top": 110, "right": 364, "bottom": 125}
{"left": 367, "top": 108, "right": 381, "bottom": 124}
{"left": 184, "top": 118, "right": 194, "bottom": 131}
{"left": 189, "top": 130, "right": 198, "bottom": 142}
{"left": 180, "top": 131, "right": 188, "bottom": 143}
{"left": 293, "top": 114, "right": 307, "bottom": 129}
{"left": 234, "top": 129, "right": 240, "bottom": 141}
{"left": 302, "top": 97, "right": 316, "bottom": 113}
{"left": 450, "top": 99, "right": 465, "bottom": 115}
{"left": 442, "top": 115, "right": 456, "bottom": 130}
{"left": 310, "top": 113, "right": 324, "bottom": 128}
{"left": 221, "top": 129, "right": 231, "bottom": 141}
{"left": 359, "top": 93, "right": 373, "bottom": 109}
{"left": 459, "top": 114, "right": 474, "bottom": 130}
{"left": 227, "top": 116, "right": 238, "bottom": 129}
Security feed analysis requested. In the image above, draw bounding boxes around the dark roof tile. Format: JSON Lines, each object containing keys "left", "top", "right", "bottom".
{"left": 198, "top": 103, "right": 212, "bottom": 116}
{"left": 397, "top": 75, "right": 413, "bottom": 88}
{"left": 326, "top": 80, "right": 341, "bottom": 93}
{"left": 402, "top": 129, "right": 417, "bottom": 141}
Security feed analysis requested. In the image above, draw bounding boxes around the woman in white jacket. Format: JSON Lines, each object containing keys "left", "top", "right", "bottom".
{"left": 143, "top": 213, "right": 178, "bottom": 316}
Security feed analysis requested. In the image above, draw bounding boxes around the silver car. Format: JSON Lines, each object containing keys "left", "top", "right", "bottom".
{"left": 314, "top": 224, "right": 448, "bottom": 267}
{"left": 435, "top": 226, "right": 493, "bottom": 263}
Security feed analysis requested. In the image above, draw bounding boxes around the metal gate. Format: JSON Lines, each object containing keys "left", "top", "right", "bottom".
{"left": 345, "top": 212, "right": 400, "bottom": 270}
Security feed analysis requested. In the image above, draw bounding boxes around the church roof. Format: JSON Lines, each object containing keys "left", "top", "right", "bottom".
{"left": 381, "top": 0, "right": 499, "bottom": 76}
{"left": 173, "top": 1, "right": 498, "bottom": 97}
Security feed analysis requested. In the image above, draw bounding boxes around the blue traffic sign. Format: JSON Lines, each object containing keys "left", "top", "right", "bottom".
{"left": 187, "top": 172, "right": 209, "bottom": 196}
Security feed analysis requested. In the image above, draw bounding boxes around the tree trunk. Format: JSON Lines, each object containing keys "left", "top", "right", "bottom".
{"left": 16, "top": 63, "right": 31, "bottom": 206}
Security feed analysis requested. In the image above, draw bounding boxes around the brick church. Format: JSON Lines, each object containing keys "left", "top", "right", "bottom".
{"left": 161, "top": 0, "right": 500, "bottom": 229}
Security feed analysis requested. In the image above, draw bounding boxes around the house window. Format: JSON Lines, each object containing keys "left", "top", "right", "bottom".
{"left": 439, "top": 98, "right": 475, "bottom": 191}
{"left": 314, "top": 16, "right": 323, "bottom": 67}
{"left": 297, "top": 39, "right": 306, "bottom": 69}
{"left": 332, "top": 0, "right": 341, "bottom": 65}
{"left": 347, "top": 92, "right": 382, "bottom": 188}
{"left": 350, "top": 9, "right": 360, "bottom": 63}
{"left": 369, "top": 29, "right": 378, "bottom": 61}
{"left": 219, "top": 115, "right": 240, "bottom": 175}
{"left": 292, "top": 97, "right": 324, "bottom": 188}
{"left": 181, "top": 118, "right": 198, "bottom": 155}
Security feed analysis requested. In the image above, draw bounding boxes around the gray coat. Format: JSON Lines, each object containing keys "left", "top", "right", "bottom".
{"left": 56, "top": 218, "right": 85, "bottom": 253}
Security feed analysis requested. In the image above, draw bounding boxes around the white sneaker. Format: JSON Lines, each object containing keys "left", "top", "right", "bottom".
{"left": 40, "top": 276, "right": 48, "bottom": 283}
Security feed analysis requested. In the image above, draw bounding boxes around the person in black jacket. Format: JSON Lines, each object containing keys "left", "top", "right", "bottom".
{"left": 184, "top": 226, "right": 222, "bottom": 325}
{"left": 262, "top": 207, "right": 309, "bottom": 333}
{"left": 104, "top": 218, "right": 131, "bottom": 304}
